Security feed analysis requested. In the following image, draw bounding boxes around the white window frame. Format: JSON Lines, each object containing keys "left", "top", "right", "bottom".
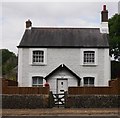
{"left": 30, "top": 48, "right": 47, "bottom": 65}
{"left": 32, "top": 76, "right": 43, "bottom": 87}
{"left": 83, "top": 77, "right": 95, "bottom": 87}
{"left": 80, "top": 49, "right": 98, "bottom": 66}
{"left": 83, "top": 51, "right": 95, "bottom": 64}
{"left": 29, "top": 73, "right": 46, "bottom": 87}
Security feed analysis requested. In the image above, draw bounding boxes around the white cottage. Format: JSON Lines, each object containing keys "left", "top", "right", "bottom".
{"left": 17, "top": 5, "right": 111, "bottom": 94}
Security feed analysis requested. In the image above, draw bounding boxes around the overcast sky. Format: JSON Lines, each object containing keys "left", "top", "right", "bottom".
{"left": 1, "top": 1, "right": 119, "bottom": 54}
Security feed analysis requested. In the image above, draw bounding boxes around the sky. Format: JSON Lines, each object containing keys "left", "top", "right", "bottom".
{"left": 1, "top": 0, "right": 120, "bottom": 55}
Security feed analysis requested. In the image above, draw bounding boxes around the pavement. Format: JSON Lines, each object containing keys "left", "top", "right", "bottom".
{"left": 1, "top": 108, "right": 120, "bottom": 117}
{"left": 2, "top": 115, "right": 119, "bottom": 118}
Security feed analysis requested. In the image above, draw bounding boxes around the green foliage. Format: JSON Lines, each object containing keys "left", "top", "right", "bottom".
{"left": 108, "top": 14, "right": 120, "bottom": 60}
{"left": 111, "top": 61, "right": 120, "bottom": 79}
{"left": 0, "top": 49, "right": 17, "bottom": 80}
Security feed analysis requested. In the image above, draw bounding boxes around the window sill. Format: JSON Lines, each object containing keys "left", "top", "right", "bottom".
{"left": 82, "top": 64, "right": 97, "bottom": 66}
{"left": 31, "top": 63, "right": 47, "bottom": 66}
{"left": 32, "top": 85, "right": 43, "bottom": 87}
{"left": 84, "top": 85, "right": 94, "bottom": 87}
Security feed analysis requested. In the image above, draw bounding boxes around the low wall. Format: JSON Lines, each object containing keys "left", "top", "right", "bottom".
{"left": 65, "top": 95, "right": 119, "bottom": 108}
{"left": 2, "top": 94, "right": 49, "bottom": 109}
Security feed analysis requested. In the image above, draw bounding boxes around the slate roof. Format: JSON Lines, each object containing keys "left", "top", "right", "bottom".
{"left": 18, "top": 27, "right": 109, "bottom": 48}
{"left": 44, "top": 64, "right": 81, "bottom": 81}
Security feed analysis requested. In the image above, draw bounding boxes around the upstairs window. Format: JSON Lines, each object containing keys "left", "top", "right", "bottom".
{"left": 83, "top": 77, "right": 94, "bottom": 86}
{"left": 32, "top": 76, "right": 43, "bottom": 87}
{"left": 83, "top": 51, "right": 95, "bottom": 64}
{"left": 32, "top": 50, "right": 44, "bottom": 64}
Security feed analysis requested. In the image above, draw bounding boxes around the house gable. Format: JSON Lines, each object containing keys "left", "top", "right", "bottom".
{"left": 45, "top": 64, "right": 81, "bottom": 82}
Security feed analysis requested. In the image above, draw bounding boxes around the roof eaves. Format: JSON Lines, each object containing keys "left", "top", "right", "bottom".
{"left": 17, "top": 46, "right": 109, "bottom": 48}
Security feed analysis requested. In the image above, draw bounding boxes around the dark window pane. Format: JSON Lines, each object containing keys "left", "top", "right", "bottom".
{"left": 83, "top": 51, "right": 95, "bottom": 64}
{"left": 84, "top": 77, "right": 89, "bottom": 84}
{"left": 84, "top": 77, "right": 94, "bottom": 86}
{"left": 32, "top": 50, "right": 44, "bottom": 63}
{"left": 89, "top": 77, "right": 94, "bottom": 84}
{"left": 32, "top": 76, "right": 43, "bottom": 87}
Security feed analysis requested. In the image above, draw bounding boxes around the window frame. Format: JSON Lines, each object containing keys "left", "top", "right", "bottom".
{"left": 30, "top": 48, "right": 47, "bottom": 65}
{"left": 80, "top": 49, "right": 98, "bottom": 66}
{"left": 32, "top": 50, "right": 44, "bottom": 64}
{"left": 32, "top": 76, "right": 43, "bottom": 87}
{"left": 83, "top": 77, "right": 95, "bottom": 87}
{"left": 83, "top": 51, "right": 95, "bottom": 64}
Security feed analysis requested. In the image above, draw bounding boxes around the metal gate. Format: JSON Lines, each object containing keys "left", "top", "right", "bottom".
{"left": 53, "top": 93, "right": 65, "bottom": 107}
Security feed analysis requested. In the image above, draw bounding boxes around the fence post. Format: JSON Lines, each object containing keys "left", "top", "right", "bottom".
{"left": 64, "top": 91, "right": 68, "bottom": 108}
{"left": 49, "top": 91, "right": 54, "bottom": 108}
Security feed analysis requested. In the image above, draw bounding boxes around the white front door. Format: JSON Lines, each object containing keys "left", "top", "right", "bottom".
{"left": 57, "top": 79, "right": 68, "bottom": 94}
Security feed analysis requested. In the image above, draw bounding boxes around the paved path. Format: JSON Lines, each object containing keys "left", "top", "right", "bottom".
{"left": 2, "top": 108, "right": 120, "bottom": 118}
{"left": 1, "top": 116, "right": 119, "bottom": 118}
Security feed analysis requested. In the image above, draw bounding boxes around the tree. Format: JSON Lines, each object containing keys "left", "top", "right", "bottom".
{"left": 0, "top": 49, "right": 17, "bottom": 80}
{"left": 108, "top": 14, "right": 120, "bottom": 60}
{"left": 111, "top": 61, "right": 120, "bottom": 79}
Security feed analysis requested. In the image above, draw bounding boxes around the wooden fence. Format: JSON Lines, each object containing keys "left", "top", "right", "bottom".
{"left": 2, "top": 86, "right": 49, "bottom": 94}
{"left": 2, "top": 78, "right": 120, "bottom": 95}
{"left": 68, "top": 79, "right": 120, "bottom": 95}
{"left": 2, "top": 79, "right": 18, "bottom": 86}
{"left": 2, "top": 78, "right": 49, "bottom": 94}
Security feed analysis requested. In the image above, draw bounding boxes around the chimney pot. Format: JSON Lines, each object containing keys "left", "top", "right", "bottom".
{"left": 103, "top": 5, "right": 106, "bottom": 11}
{"left": 26, "top": 19, "right": 32, "bottom": 29}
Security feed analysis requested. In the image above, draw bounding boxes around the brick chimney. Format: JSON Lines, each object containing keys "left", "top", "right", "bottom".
{"left": 26, "top": 19, "right": 32, "bottom": 29}
{"left": 101, "top": 5, "right": 108, "bottom": 22}
{"left": 100, "top": 5, "right": 109, "bottom": 34}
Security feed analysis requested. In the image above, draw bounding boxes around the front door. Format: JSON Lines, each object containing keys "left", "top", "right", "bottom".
{"left": 57, "top": 79, "right": 68, "bottom": 94}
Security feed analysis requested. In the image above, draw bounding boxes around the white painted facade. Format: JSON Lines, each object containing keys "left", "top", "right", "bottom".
{"left": 100, "top": 22, "right": 109, "bottom": 34}
{"left": 18, "top": 47, "right": 111, "bottom": 93}
{"left": 46, "top": 67, "right": 79, "bottom": 94}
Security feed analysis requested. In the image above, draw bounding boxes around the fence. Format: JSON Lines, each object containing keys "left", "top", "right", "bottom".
{"left": 2, "top": 79, "right": 18, "bottom": 86}
{"left": 2, "top": 78, "right": 49, "bottom": 94}
{"left": 2, "top": 86, "right": 49, "bottom": 94}
{"left": 68, "top": 79, "right": 120, "bottom": 95}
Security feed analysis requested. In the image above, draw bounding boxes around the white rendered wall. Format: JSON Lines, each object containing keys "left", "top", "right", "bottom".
{"left": 47, "top": 69, "right": 78, "bottom": 94}
{"left": 100, "top": 22, "right": 109, "bottom": 34}
{"left": 18, "top": 48, "right": 110, "bottom": 87}
{"left": 18, "top": 48, "right": 23, "bottom": 87}
{"left": 103, "top": 49, "right": 111, "bottom": 86}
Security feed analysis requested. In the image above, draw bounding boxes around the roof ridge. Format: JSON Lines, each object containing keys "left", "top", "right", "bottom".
{"left": 31, "top": 27, "right": 100, "bottom": 29}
